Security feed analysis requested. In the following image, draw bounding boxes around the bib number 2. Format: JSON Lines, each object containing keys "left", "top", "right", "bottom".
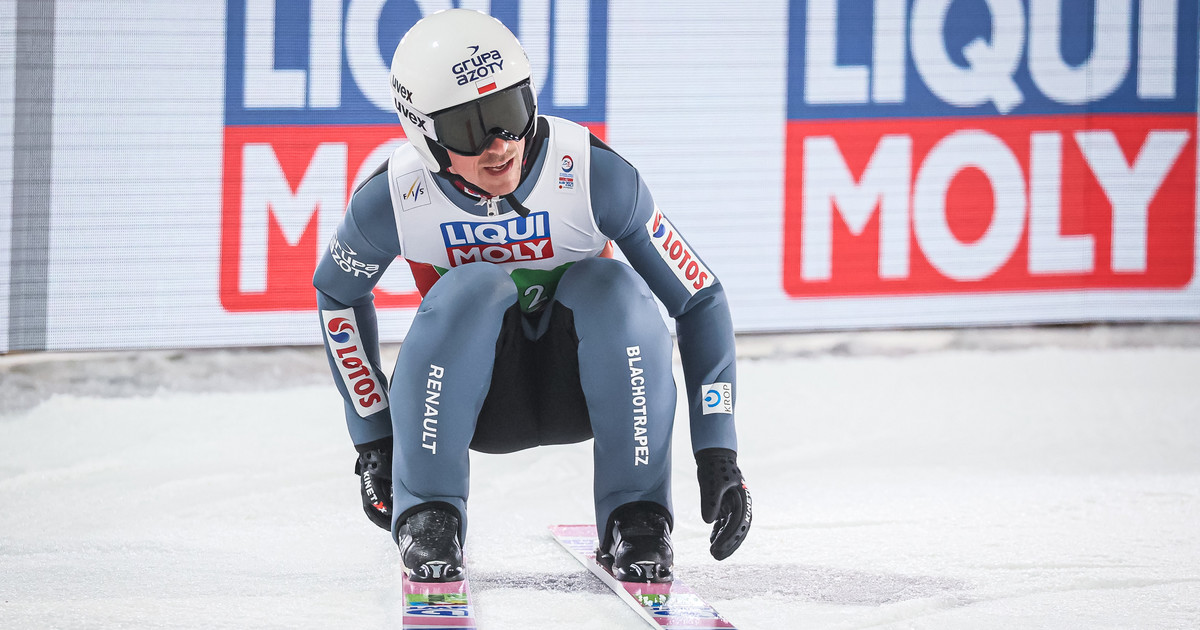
{"left": 523, "top": 284, "right": 547, "bottom": 311}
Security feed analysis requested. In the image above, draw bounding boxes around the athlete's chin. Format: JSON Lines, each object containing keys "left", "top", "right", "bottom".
{"left": 473, "top": 168, "right": 521, "bottom": 196}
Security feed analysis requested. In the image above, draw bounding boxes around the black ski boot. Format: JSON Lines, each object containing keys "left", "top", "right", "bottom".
{"left": 598, "top": 503, "right": 674, "bottom": 583}
{"left": 397, "top": 506, "right": 465, "bottom": 582}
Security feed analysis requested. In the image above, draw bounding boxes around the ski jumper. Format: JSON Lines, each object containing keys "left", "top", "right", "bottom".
{"left": 314, "top": 117, "right": 739, "bottom": 543}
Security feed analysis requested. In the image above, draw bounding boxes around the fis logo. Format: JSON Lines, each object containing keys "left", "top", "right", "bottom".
{"left": 441, "top": 212, "right": 554, "bottom": 267}
{"left": 398, "top": 171, "right": 431, "bottom": 212}
{"left": 404, "top": 179, "right": 424, "bottom": 203}
{"left": 646, "top": 208, "right": 714, "bottom": 295}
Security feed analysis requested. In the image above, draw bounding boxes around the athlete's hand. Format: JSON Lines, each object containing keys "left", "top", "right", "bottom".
{"left": 355, "top": 440, "right": 393, "bottom": 531}
{"left": 696, "top": 448, "right": 752, "bottom": 560}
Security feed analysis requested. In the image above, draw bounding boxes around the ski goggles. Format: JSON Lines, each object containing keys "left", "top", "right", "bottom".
{"left": 423, "top": 80, "right": 537, "bottom": 156}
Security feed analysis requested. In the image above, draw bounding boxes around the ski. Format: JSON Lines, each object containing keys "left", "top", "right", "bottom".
{"left": 401, "top": 572, "right": 478, "bottom": 630}
{"left": 550, "top": 524, "right": 739, "bottom": 629}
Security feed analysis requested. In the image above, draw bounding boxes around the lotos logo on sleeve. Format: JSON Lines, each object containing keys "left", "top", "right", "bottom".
{"left": 646, "top": 208, "right": 714, "bottom": 295}
{"left": 321, "top": 308, "right": 388, "bottom": 417}
{"left": 326, "top": 316, "right": 355, "bottom": 343}
{"left": 220, "top": 1, "right": 610, "bottom": 313}
{"left": 783, "top": 0, "right": 1198, "bottom": 298}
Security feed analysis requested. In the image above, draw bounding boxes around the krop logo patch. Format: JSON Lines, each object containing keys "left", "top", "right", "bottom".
{"left": 702, "top": 382, "right": 733, "bottom": 415}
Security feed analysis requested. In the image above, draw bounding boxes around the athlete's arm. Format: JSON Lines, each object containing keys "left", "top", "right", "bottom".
{"left": 588, "top": 137, "right": 738, "bottom": 455}
{"left": 312, "top": 163, "right": 402, "bottom": 452}
{"left": 590, "top": 138, "right": 751, "bottom": 559}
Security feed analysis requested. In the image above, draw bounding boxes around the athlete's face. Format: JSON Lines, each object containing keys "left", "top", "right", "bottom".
{"left": 446, "top": 136, "right": 526, "bottom": 197}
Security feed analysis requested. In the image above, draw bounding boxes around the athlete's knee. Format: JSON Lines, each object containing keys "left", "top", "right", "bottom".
{"left": 557, "top": 260, "right": 672, "bottom": 378}
{"left": 557, "top": 258, "right": 655, "bottom": 313}
{"left": 420, "top": 263, "right": 516, "bottom": 316}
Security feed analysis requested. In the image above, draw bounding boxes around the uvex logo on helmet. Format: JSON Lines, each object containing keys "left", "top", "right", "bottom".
{"left": 394, "top": 102, "right": 429, "bottom": 131}
{"left": 390, "top": 76, "right": 433, "bottom": 133}
{"left": 453, "top": 46, "right": 505, "bottom": 85}
{"left": 391, "top": 76, "right": 415, "bottom": 103}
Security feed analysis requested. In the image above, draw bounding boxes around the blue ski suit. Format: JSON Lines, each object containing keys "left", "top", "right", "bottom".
{"left": 314, "top": 116, "right": 739, "bottom": 544}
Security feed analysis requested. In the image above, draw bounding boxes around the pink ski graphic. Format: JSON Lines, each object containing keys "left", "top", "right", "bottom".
{"left": 550, "top": 524, "right": 738, "bottom": 629}
{"left": 401, "top": 574, "right": 477, "bottom": 630}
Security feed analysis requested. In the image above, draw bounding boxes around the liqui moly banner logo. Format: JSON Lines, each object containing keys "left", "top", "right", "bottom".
{"left": 220, "top": 0, "right": 609, "bottom": 312}
{"left": 441, "top": 212, "right": 555, "bottom": 266}
{"left": 783, "top": 0, "right": 1199, "bottom": 297}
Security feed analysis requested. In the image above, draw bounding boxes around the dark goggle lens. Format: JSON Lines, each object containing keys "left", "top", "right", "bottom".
{"left": 432, "top": 81, "right": 536, "bottom": 156}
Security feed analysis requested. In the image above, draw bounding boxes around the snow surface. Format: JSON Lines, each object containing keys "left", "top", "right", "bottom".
{"left": 2, "top": 325, "right": 1200, "bottom": 629}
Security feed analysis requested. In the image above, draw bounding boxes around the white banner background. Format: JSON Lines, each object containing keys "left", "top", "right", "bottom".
{"left": 16, "top": 0, "right": 1200, "bottom": 352}
{"left": 0, "top": 1, "right": 15, "bottom": 354}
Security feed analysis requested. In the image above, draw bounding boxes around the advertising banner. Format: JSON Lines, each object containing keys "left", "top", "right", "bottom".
{"left": 781, "top": 0, "right": 1199, "bottom": 325}
{"left": 4, "top": 0, "right": 1199, "bottom": 352}
{"left": 0, "top": 2, "right": 13, "bottom": 353}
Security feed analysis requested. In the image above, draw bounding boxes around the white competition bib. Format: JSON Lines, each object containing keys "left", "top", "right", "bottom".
{"left": 386, "top": 117, "right": 609, "bottom": 311}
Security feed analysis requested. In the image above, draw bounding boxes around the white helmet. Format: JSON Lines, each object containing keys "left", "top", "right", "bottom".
{"left": 390, "top": 9, "right": 538, "bottom": 174}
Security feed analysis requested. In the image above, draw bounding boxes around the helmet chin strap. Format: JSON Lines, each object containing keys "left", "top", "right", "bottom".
{"left": 502, "top": 193, "right": 533, "bottom": 218}
{"left": 434, "top": 170, "right": 532, "bottom": 218}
